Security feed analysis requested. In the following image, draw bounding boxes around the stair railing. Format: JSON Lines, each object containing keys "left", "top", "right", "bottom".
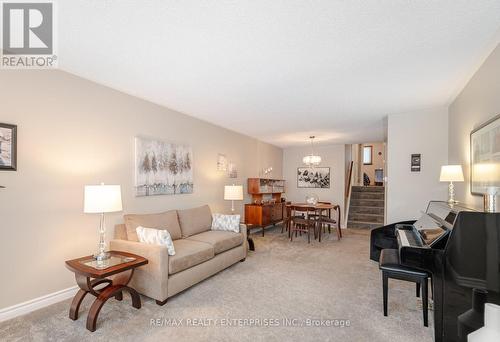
{"left": 344, "top": 161, "right": 354, "bottom": 226}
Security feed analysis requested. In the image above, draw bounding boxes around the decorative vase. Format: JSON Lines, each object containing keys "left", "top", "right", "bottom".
{"left": 305, "top": 194, "right": 319, "bottom": 205}
{"left": 468, "top": 303, "right": 500, "bottom": 341}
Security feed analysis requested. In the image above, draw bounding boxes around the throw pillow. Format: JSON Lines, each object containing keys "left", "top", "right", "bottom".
{"left": 136, "top": 226, "right": 175, "bottom": 256}
{"left": 211, "top": 213, "right": 240, "bottom": 233}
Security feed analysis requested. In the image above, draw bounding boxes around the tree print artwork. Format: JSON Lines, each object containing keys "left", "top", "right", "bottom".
{"left": 135, "top": 137, "right": 193, "bottom": 196}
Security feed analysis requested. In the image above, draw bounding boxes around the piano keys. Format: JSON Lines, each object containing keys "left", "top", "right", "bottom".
{"left": 370, "top": 201, "right": 500, "bottom": 342}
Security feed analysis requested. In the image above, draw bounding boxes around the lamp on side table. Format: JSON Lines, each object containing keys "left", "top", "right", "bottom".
{"left": 439, "top": 165, "right": 464, "bottom": 204}
{"left": 224, "top": 184, "right": 243, "bottom": 213}
{"left": 84, "top": 183, "right": 123, "bottom": 261}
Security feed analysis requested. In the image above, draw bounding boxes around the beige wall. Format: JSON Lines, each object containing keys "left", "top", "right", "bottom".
{"left": 360, "top": 142, "right": 385, "bottom": 184}
{"left": 386, "top": 107, "right": 449, "bottom": 222}
{"left": 0, "top": 70, "right": 282, "bottom": 309}
{"left": 449, "top": 43, "right": 500, "bottom": 210}
{"left": 283, "top": 145, "right": 345, "bottom": 225}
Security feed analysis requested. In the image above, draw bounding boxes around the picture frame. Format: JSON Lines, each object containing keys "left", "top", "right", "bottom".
{"left": 217, "top": 153, "right": 227, "bottom": 171}
{"left": 470, "top": 114, "right": 500, "bottom": 195}
{"left": 135, "top": 136, "right": 193, "bottom": 196}
{"left": 0, "top": 123, "right": 17, "bottom": 171}
{"left": 411, "top": 154, "right": 421, "bottom": 172}
{"left": 297, "top": 167, "right": 330, "bottom": 188}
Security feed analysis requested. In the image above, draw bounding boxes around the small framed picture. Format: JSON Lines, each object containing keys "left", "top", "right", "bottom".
{"left": 411, "top": 154, "right": 421, "bottom": 172}
{"left": 0, "top": 123, "right": 17, "bottom": 171}
{"left": 217, "top": 153, "right": 228, "bottom": 171}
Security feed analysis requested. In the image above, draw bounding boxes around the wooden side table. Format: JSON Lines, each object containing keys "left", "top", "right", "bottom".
{"left": 244, "top": 223, "right": 256, "bottom": 251}
{"left": 65, "top": 251, "right": 148, "bottom": 332}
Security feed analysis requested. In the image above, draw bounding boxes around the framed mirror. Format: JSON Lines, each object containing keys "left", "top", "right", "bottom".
{"left": 470, "top": 114, "right": 500, "bottom": 195}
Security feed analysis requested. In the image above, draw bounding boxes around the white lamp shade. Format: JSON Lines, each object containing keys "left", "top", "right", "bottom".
{"left": 440, "top": 165, "right": 464, "bottom": 182}
{"left": 224, "top": 185, "right": 243, "bottom": 201}
{"left": 302, "top": 155, "right": 322, "bottom": 165}
{"left": 84, "top": 184, "right": 123, "bottom": 213}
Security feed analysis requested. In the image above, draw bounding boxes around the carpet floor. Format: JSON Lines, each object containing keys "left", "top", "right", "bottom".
{"left": 0, "top": 227, "right": 434, "bottom": 342}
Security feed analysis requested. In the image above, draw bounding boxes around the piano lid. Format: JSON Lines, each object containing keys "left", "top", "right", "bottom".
{"left": 424, "top": 201, "right": 477, "bottom": 230}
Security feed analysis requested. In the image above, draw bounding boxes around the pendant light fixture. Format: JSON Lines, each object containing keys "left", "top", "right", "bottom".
{"left": 302, "top": 136, "right": 322, "bottom": 167}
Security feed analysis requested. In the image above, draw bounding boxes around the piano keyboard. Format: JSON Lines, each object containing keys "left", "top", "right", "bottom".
{"left": 397, "top": 229, "right": 423, "bottom": 247}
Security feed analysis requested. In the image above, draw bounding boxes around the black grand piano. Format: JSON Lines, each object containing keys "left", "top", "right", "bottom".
{"left": 370, "top": 201, "right": 500, "bottom": 342}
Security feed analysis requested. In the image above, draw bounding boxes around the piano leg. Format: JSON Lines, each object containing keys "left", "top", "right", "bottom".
{"left": 433, "top": 276, "right": 444, "bottom": 342}
{"left": 416, "top": 283, "right": 420, "bottom": 298}
{"left": 383, "top": 273, "right": 388, "bottom": 316}
{"left": 422, "top": 279, "right": 429, "bottom": 327}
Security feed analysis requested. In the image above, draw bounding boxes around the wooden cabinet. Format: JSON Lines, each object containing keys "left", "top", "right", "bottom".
{"left": 245, "top": 203, "right": 284, "bottom": 227}
{"left": 244, "top": 178, "right": 286, "bottom": 234}
{"left": 248, "top": 178, "right": 285, "bottom": 195}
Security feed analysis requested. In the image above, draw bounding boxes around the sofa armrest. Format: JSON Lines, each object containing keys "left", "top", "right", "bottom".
{"left": 110, "top": 239, "right": 169, "bottom": 301}
{"left": 240, "top": 223, "right": 247, "bottom": 236}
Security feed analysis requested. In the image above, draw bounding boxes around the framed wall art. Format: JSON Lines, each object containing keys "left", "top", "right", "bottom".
{"left": 0, "top": 123, "right": 17, "bottom": 171}
{"left": 470, "top": 114, "right": 500, "bottom": 195}
{"left": 135, "top": 136, "right": 193, "bottom": 196}
{"left": 297, "top": 167, "right": 330, "bottom": 188}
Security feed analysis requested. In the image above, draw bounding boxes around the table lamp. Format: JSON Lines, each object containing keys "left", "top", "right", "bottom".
{"left": 224, "top": 185, "right": 243, "bottom": 213}
{"left": 84, "top": 184, "right": 123, "bottom": 261}
{"left": 440, "top": 165, "right": 464, "bottom": 204}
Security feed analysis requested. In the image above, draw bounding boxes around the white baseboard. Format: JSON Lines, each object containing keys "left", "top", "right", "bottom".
{"left": 0, "top": 286, "right": 78, "bottom": 322}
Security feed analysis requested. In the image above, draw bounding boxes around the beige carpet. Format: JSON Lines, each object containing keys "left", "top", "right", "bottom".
{"left": 0, "top": 227, "right": 433, "bottom": 342}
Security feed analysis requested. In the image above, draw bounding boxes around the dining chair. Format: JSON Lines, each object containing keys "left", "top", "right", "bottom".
{"left": 282, "top": 203, "right": 292, "bottom": 236}
{"left": 314, "top": 204, "right": 342, "bottom": 240}
{"left": 290, "top": 205, "right": 316, "bottom": 243}
{"left": 309, "top": 201, "right": 332, "bottom": 221}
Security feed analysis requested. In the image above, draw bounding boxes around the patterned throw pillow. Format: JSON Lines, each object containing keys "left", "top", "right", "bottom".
{"left": 136, "top": 226, "right": 176, "bottom": 256}
{"left": 211, "top": 214, "right": 240, "bottom": 233}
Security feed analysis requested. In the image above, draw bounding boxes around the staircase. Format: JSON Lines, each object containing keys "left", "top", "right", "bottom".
{"left": 347, "top": 186, "right": 385, "bottom": 229}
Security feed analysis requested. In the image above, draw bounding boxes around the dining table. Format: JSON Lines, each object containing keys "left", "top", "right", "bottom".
{"left": 288, "top": 202, "right": 340, "bottom": 242}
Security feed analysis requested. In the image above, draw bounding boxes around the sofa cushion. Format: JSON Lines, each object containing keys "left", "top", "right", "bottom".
{"left": 169, "top": 239, "right": 214, "bottom": 275}
{"left": 124, "top": 210, "right": 181, "bottom": 242}
{"left": 211, "top": 213, "right": 241, "bottom": 233}
{"left": 187, "top": 230, "right": 244, "bottom": 255}
{"left": 178, "top": 205, "right": 212, "bottom": 238}
{"left": 136, "top": 226, "right": 176, "bottom": 256}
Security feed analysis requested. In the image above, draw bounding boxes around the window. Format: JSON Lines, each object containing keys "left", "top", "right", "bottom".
{"left": 363, "top": 146, "right": 373, "bottom": 165}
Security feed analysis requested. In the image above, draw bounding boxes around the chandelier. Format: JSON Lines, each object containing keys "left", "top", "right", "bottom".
{"left": 302, "top": 136, "right": 322, "bottom": 166}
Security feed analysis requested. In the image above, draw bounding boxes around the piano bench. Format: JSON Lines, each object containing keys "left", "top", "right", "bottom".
{"left": 379, "top": 249, "right": 430, "bottom": 327}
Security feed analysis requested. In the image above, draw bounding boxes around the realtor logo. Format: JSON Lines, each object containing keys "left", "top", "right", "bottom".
{"left": 1, "top": 1, "right": 57, "bottom": 68}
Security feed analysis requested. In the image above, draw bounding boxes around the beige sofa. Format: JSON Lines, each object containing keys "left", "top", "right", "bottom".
{"left": 110, "top": 205, "right": 247, "bottom": 305}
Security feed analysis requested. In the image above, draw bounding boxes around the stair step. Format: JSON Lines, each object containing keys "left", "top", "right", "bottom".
{"left": 349, "top": 213, "right": 384, "bottom": 223}
{"left": 351, "top": 186, "right": 385, "bottom": 193}
{"left": 349, "top": 206, "right": 385, "bottom": 215}
{"left": 350, "top": 199, "right": 385, "bottom": 208}
{"left": 351, "top": 192, "right": 384, "bottom": 200}
{"left": 347, "top": 220, "right": 383, "bottom": 229}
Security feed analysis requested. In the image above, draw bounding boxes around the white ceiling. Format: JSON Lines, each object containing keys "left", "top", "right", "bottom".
{"left": 57, "top": 1, "right": 500, "bottom": 147}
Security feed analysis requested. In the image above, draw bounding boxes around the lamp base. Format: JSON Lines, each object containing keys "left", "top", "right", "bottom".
{"left": 93, "top": 251, "right": 111, "bottom": 261}
{"left": 447, "top": 181, "right": 458, "bottom": 204}
{"left": 484, "top": 194, "right": 497, "bottom": 213}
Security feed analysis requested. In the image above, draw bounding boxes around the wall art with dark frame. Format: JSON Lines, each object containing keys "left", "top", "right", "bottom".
{"left": 470, "top": 114, "right": 500, "bottom": 195}
{"left": 297, "top": 167, "right": 330, "bottom": 188}
{"left": 0, "top": 123, "right": 17, "bottom": 171}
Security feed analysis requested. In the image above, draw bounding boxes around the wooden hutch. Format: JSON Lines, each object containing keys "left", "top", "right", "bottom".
{"left": 244, "top": 178, "right": 286, "bottom": 233}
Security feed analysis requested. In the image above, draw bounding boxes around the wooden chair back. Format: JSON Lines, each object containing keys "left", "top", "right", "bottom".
{"left": 290, "top": 205, "right": 316, "bottom": 220}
